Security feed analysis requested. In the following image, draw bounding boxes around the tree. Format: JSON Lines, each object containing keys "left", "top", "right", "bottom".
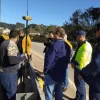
{"left": 0, "top": 22, "right": 25, "bottom": 30}
{"left": 63, "top": 7, "right": 100, "bottom": 42}
{"left": 16, "top": 22, "right": 25, "bottom": 29}
{"left": 70, "top": 10, "right": 82, "bottom": 25}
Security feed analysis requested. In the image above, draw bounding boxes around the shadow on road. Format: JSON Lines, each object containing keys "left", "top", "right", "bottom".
{"left": 63, "top": 94, "right": 72, "bottom": 100}
{"left": 35, "top": 69, "right": 44, "bottom": 80}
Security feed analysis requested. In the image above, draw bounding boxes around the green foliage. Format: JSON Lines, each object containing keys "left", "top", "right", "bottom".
{"left": 63, "top": 7, "right": 100, "bottom": 43}
{"left": 30, "top": 35, "right": 46, "bottom": 43}
{"left": 28, "top": 24, "right": 56, "bottom": 36}
{"left": 15, "top": 22, "right": 25, "bottom": 29}
{"left": 0, "top": 22, "right": 25, "bottom": 30}
{"left": 70, "top": 41, "right": 77, "bottom": 50}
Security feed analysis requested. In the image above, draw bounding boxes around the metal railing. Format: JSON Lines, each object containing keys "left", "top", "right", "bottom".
{"left": 16, "top": 61, "right": 45, "bottom": 100}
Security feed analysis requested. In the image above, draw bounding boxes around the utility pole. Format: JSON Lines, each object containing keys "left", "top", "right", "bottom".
{"left": 22, "top": 0, "right": 32, "bottom": 92}
{"left": 23, "top": 0, "right": 32, "bottom": 54}
{"left": 26, "top": 0, "right": 28, "bottom": 54}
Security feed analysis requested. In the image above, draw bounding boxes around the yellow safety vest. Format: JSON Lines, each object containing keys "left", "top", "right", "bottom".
{"left": 75, "top": 41, "right": 92, "bottom": 70}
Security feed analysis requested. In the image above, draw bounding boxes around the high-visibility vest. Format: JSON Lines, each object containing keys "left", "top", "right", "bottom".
{"left": 75, "top": 41, "right": 92, "bottom": 70}
{"left": 1, "top": 34, "right": 9, "bottom": 40}
{"left": 0, "top": 34, "right": 9, "bottom": 45}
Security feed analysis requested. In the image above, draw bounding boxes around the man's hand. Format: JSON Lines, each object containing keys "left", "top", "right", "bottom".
{"left": 71, "top": 63, "right": 75, "bottom": 69}
{"left": 24, "top": 53, "right": 28, "bottom": 59}
{"left": 78, "top": 75, "right": 83, "bottom": 79}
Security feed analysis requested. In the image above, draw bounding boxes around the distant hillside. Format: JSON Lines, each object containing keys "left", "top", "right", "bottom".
{"left": 27, "top": 24, "right": 57, "bottom": 35}
{"left": 0, "top": 22, "right": 57, "bottom": 36}
{"left": 0, "top": 22, "right": 25, "bottom": 30}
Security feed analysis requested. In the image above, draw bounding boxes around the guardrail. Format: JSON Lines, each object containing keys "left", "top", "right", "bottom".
{"left": 16, "top": 61, "right": 45, "bottom": 100}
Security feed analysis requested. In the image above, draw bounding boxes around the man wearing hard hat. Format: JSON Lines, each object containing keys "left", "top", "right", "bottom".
{"left": 0, "top": 29, "right": 10, "bottom": 45}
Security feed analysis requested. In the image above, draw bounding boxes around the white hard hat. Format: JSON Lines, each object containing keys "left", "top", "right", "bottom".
{"left": 2, "top": 29, "right": 10, "bottom": 34}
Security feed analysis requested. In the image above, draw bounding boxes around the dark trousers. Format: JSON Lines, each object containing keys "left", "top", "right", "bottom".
{"left": 74, "top": 68, "right": 86, "bottom": 100}
{"left": 89, "top": 92, "right": 100, "bottom": 100}
{"left": 0, "top": 72, "right": 18, "bottom": 100}
{"left": 89, "top": 86, "right": 100, "bottom": 100}
{"left": 82, "top": 71, "right": 100, "bottom": 100}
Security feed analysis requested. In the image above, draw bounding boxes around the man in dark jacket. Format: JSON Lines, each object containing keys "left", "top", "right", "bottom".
{"left": 17, "top": 29, "right": 25, "bottom": 54}
{"left": 0, "top": 30, "right": 27, "bottom": 100}
{"left": 44, "top": 27, "right": 71, "bottom": 100}
{"left": 80, "top": 23, "right": 100, "bottom": 100}
{"left": 43, "top": 32, "right": 54, "bottom": 53}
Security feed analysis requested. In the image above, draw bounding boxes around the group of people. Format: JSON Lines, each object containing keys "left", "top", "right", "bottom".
{"left": 43, "top": 23, "right": 100, "bottom": 100}
{"left": 0, "top": 23, "right": 100, "bottom": 100}
{"left": 0, "top": 29, "right": 32, "bottom": 100}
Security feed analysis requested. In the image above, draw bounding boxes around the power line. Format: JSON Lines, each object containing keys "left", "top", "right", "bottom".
{"left": 0, "top": 0, "right": 1, "bottom": 22}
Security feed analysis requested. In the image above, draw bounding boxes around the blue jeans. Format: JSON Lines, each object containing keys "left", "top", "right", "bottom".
{"left": 0, "top": 72, "right": 18, "bottom": 100}
{"left": 74, "top": 68, "right": 86, "bottom": 100}
{"left": 44, "top": 74, "right": 63, "bottom": 100}
{"left": 64, "top": 68, "right": 68, "bottom": 88}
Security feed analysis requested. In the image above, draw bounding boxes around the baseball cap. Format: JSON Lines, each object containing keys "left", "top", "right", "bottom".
{"left": 76, "top": 30, "right": 86, "bottom": 36}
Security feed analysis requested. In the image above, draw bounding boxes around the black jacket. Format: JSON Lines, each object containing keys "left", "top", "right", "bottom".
{"left": 81, "top": 39, "right": 100, "bottom": 93}
{"left": 43, "top": 38, "right": 53, "bottom": 53}
{"left": 17, "top": 36, "right": 24, "bottom": 54}
{"left": 0, "top": 40, "right": 26, "bottom": 73}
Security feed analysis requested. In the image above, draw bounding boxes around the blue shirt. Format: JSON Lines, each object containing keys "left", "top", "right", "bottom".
{"left": 44, "top": 39, "right": 71, "bottom": 82}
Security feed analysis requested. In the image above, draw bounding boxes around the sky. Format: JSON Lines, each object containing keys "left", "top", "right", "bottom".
{"left": 1, "top": 0, "right": 100, "bottom": 26}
